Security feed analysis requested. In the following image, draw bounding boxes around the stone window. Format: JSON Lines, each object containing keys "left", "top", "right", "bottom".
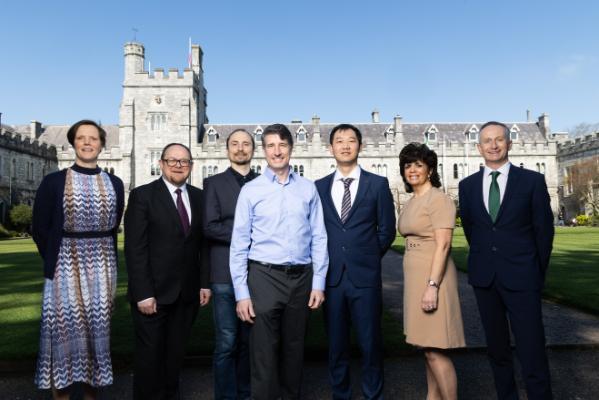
{"left": 12, "top": 159, "right": 16, "bottom": 178}
{"left": 510, "top": 125, "right": 519, "bottom": 141}
{"left": 439, "top": 163, "right": 443, "bottom": 182}
{"left": 251, "top": 165, "right": 262, "bottom": 174}
{"left": 468, "top": 125, "right": 479, "bottom": 142}
{"left": 254, "top": 127, "right": 263, "bottom": 143}
{"left": 296, "top": 127, "right": 307, "bottom": 143}
{"left": 148, "top": 112, "right": 167, "bottom": 131}
{"left": 206, "top": 165, "right": 218, "bottom": 177}
{"left": 453, "top": 164, "right": 458, "bottom": 179}
{"left": 426, "top": 125, "right": 438, "bottom": 143}
{"left": 206, "top": 127, "right": 218, "bottom": 143}
{"left": 150, "top": 150, "right": 161, "bottom": 176}
{"left": 520, "top": 163, "right": 524, "bottom": 168}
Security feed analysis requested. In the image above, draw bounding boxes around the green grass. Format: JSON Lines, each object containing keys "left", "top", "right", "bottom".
{"left": 392, "top": 227, "right": 599, "bottom": 314}
{"left": 0, "top": 236, "right": 406, "bottom": 361}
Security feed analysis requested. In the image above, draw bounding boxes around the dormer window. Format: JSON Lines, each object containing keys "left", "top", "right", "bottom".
{"left": 296, "top": 126, "right": 307, "bottom": 143}
{"left": 510, "top": 124, "right": 520, "bottom": 141}
{"left": 254, "top": 127, "right": 263, "bottom": 143}
{"left": 467, "top": 125, "right": 479, "bottom": 142}
{"left": 385, "top": 126, "right": 394, "bottom": 143}
{"left": 425, "top": 125, "right": 438, "bottom": 143}
{"left": 206, "top": 126, "right": 218, "bottom": 143}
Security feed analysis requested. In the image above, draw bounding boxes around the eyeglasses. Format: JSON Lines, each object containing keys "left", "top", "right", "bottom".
{"left": 162, "top": 158, "right": 193, "bottom": 167}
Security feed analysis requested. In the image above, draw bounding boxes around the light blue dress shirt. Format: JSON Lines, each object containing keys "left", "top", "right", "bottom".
{"left": 229, "top": 167, "right": 329, "bottom": 301}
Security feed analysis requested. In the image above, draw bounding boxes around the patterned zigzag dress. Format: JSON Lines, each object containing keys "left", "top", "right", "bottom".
{"left": 35, "top": 166, "right": 118, "bottom": 389}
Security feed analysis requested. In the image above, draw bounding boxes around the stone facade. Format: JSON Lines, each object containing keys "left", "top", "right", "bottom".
{"left": 0, "top": 123, "right": 58, "bottom": 223}
{"left": 557, "top": 132, "right": 599, "bottom": 220}
{"left": 29, "top": 41, "right": 560, "bottom": 216}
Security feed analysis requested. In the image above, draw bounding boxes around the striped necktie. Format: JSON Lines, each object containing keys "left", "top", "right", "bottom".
{"left": 488, "top": 171, "right": 500, "bottom": 223}
{"left": 340, "top": 178, "right": 354, "bottom": 223}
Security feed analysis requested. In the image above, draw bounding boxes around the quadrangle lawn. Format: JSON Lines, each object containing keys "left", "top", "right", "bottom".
{"left": 1, "top": 227, "right": 597, "bottom": 361}
{"left": 0, "top": 236, "right": 405, "bottom": 361}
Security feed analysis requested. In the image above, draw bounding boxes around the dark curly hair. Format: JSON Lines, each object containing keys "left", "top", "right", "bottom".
{"left": 399, "top": 142, "right": 442, "bottom": 193}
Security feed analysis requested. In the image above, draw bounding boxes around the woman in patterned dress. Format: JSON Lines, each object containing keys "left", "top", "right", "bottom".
{"left": 398, "top": 143, "right": 465, "bottom": 400}
{"left": 32, "top": 120, "right": 124, "bottom": 399}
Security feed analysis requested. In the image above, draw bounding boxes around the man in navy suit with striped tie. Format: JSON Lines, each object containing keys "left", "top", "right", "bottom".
{"left": 315, "top": 124, "right": 396, "bottom": 399}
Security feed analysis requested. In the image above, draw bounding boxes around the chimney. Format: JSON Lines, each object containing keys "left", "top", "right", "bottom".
{"left": 393, "top": 115, "right": 402, "bottom": 133}
{"left": 526, "top": 109, "right": 531, "bottom": 122}
{"left": 312, "top": 114, "right": 321, "bottom": 142}
{"left": 538, "top": 113, "right": 551, "bottom": 137}
{"left": 371, "top": 109, "right": 380, "bottom": 123}
{"left": 30, "top": 120, "right": 42, "bottom": 139}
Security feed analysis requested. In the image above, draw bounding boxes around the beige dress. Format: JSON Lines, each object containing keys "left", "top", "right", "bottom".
{"left": 398, "top": 187, "right": 465, "bottom": 348}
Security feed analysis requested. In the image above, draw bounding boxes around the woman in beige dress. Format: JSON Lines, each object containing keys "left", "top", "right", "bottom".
{"left": 398, "top": 143, "right": 465, "bottom": 400}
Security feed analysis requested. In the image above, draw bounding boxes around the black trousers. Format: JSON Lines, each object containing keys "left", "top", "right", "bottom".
{"left": 473, "top": 281, "right": 552, "bottom": 400}
{"left": 131, "top": 297, "right": 199, "bottom": 400}
{"left": 247, "top": 262, "right": 313, "bottom": 400}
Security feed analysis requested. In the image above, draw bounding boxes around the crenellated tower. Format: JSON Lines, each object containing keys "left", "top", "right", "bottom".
{"left": 119, "top": 41, "right": 208, "bottom": 191}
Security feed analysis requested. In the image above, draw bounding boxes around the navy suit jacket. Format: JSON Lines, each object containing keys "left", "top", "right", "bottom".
{"left": 315, "top": 169, "right": 396, "bottom": 288}
{"left": 458, "top": 164, "right": 554, "bottom": 291}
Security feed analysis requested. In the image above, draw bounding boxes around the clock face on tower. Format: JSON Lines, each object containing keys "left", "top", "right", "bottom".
{"left": 154, "top": 95, "right": 162, "bottom": 104}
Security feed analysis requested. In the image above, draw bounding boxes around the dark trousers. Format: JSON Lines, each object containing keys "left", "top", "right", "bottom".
{"left": 212, "top": 283, "right": 251, "bottom": 400}
{"left": 131, "top": 297, "right": 199, "bottom": 400}
{"left": 247, "top": 262, "right": 313, "bottom": 400}
{"left": 325, "top": 269, "right": 383, "bottom": 400}
{"left": 473, "top": 281, "right": 552, "bottom": 400}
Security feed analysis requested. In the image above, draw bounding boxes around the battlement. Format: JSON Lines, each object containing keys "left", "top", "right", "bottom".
{"left": 123, "top": 41, "right": 202, "bottom": 86}
{"left": 557, "top": 132, "right": 599, "bottom": 157}
{"left": 0, "top": 126, "right": 57, "bottom": 158}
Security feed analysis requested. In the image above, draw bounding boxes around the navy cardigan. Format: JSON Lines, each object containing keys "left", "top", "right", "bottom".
{"left": 32, "top": 164, "right": 125, "bottom": 279}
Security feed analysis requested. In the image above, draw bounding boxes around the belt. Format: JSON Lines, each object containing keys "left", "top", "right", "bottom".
{"left": 62, "top": 229, "right": 114, "bottom": 238}
{"left": 249, "top": 260, "right": 311, "bottom": 274}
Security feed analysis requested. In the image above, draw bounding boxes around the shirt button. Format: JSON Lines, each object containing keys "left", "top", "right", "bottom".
{"left": 492, "top": 246, "right": 497, "bottom": 251}
{"left": 342, "top": 246, "right": 346, "bottom": 251}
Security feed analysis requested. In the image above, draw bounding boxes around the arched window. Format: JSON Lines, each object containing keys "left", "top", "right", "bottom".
{"left": 330, "top": 164, "right": 335, "bottom": 172}
{"left": 208, "top": 166, "right": 213, "bottom": 177}
{"left": 202, "top": 166, "right": 207, "bottom": 179}
{"left": 214, "top": 166, "right": 218, "bottom": 174}
{"left": 377, "top": 164, "right": 382, "bottom": 175}
{"left": 383, "top": 164, "right": 388, "bottom": 177}
{"left": 150, "top": 150, "right": 161, "bottom": 176}
{"left": 110, "top": 167, "right": 115, "bottom": 174}
{"left": 257, "top": 165, "right": 262, "bottom": 174}
{"left": 254, "top": 127, "right": 263, "bottom": 143}
{"left": 541, "top": 163, "right": 546, "bottom": 175}
{"left": 520, "top": 163, "right": 524, "bottom": 168}
{"left": 296, "top": 127, "right": 307, "bottom": 143}
{"left": 438, "top": 163, "right": 443, "bottom": 181}
{"left": 206, "top": 127, "right": 218, "bottom": 143}
{"left": 299, "top": 165, "right": 304, "bottom": 176}
{"left": 536, "top": 163, "right": 540, "bottom": 173}
{"left": 453, "top": 164, "right": 458, "bottom": 179}
{"left": 479, "top": 163, "right": 484, "bottom": 171}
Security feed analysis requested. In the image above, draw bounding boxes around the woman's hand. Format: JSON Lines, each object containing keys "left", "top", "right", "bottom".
{"left": 421, "top": 286, "right": 438, "bottom": 312}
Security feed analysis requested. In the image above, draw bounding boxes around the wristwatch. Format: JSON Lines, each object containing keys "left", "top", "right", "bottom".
{"left": 428, "top": 279, "right": 439, "bottom": 289}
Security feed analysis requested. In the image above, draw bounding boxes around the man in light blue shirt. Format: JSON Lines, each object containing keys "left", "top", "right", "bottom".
{"left": 230, "top": 123, "right": 328, "bottom": 400}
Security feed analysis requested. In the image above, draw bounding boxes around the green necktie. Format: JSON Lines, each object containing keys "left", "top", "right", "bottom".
{"left": 489, "top": 171, "right": 500, "bottom": 223}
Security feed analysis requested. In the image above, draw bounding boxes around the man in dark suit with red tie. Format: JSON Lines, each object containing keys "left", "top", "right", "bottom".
{"left": 459, "top": 121, "right": 554, "bottom": 400}
{"left": 125, "top": 143, "right": 211, "bottom": 400}
{"left": 315, "top": 124, "right": 396, "bottom": 399}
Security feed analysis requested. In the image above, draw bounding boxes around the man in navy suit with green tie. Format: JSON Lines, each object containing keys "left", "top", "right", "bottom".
{"left": 459, "top": 121, "right": 554, "bottom": 400}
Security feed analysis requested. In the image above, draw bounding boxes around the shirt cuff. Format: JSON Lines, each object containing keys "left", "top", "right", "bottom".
{"left": 311, "top": 275, "right": 326, "bottom": 291}
{"left": 234, "top": 285, "right": 251, "bottom": 301}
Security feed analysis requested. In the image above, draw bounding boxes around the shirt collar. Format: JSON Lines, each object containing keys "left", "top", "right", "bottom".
{"left": 334, "top": 165, "right": 361, "bottom": 182}
{"left": 264, "top": 166, "right": 294, "bottom": 185}
{"left": 162, "top": 177, "right": 187, "bottom": 194}
{"left": 484, "top": 161, "right": 511, "bottom": 177}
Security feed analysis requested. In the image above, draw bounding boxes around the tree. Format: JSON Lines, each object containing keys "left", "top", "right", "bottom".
{"left": 565, "top": 156, "right": 599, "bottom": 218}
{"left": 9, "top": 204, "right": 33, "bottom": 233}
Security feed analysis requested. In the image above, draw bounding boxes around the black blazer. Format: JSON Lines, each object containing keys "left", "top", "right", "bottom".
{"left": 202, "top": 170, "right": 242, "bottom": 284}
{"left": 315, "top": 169, "right": 396, "bottom": 287}
{"left": 458, "top": 165, "right": 554, "bottom": 290}
{"left": 124, "top": 178, "right": 208, "bottom": 304}
{"left": 32, "top": 165, "right": 124, "bottom": 279}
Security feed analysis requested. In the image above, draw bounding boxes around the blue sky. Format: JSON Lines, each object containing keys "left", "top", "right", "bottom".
{"left": 1, "top": 0, "right": 597, "bottom": 132}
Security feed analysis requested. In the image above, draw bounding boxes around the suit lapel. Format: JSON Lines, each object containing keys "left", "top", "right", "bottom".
{"left": 344, "top": 170, "right": 370, "bottom": 224}
{"left": 223, "top": 169, "right": 242, "bottom": 198}
{"left": 322, "top": 173, "right": 343, "bottom": 225}
{"left": 473, "top": 170, "right": 493, "bottom": 225}
{"left": 495, "top": 164, "right": 520, "bottom": 222}
{"left": 187, "top": 186, "right": 199, "bottom": 232}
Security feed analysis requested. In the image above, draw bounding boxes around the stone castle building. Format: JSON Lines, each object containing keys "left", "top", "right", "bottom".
{"left": 557, "top": 132, "right": 599, "bottom": 220}
{"left": 6, "top": 41, "right": 563, "bottom": 216}
{"left": 0, "top": 122, "right": 58, "bottom": 223}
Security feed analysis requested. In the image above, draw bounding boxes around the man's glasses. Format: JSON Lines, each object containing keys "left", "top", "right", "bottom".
{"left": 162, "top": 158, "right": 193, "bottom": 167}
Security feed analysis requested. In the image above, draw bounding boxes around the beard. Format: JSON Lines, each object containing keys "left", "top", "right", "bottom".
{"left": 230, "top": 152, "right": 252, "bottom": 166}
